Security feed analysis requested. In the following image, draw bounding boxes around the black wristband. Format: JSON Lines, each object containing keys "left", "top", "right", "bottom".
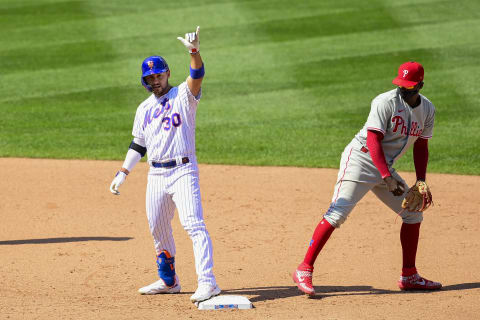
{"left": 129, "top": 141, "right": 147, "bottom": 157}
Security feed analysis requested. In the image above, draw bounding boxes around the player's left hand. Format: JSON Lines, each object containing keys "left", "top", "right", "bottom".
{"left": 177, "top": 26, "right": 200, "bottom": 54}
{"left": 110, "top": 171, "right": 127, "bottom": 195}
{"left": 401, "top": 180, "right": 433, "bottom": 212}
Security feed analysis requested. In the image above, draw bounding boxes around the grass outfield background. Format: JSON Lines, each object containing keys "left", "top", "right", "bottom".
{"left": 0, "top": 0, "right": 479, "bottom": 174}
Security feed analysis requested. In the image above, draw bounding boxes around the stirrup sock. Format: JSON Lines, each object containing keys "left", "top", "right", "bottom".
{"left": 156, "top": 250, "right": 176, "bottom": 287}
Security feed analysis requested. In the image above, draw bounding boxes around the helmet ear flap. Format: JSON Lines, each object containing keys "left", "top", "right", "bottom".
{"left": 141, "top": 77, "right": 152, "bottom": 92}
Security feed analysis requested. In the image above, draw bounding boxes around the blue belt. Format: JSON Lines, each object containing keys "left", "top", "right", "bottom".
{"left": 152, "top": 157, "right": 189, "bottom": 168}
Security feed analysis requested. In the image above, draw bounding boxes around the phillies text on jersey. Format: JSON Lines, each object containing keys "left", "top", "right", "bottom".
{"left": 354, "top": 88, "right": 435, "bottom": 166}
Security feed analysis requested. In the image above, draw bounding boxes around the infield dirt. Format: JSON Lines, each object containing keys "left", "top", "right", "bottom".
{"left": 1, "top": 158, "right": 479, "bottom": 319}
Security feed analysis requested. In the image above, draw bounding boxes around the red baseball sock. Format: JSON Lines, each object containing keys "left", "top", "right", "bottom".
{"left": 302, "top": 218, "right": 335, "bottom": 268}
{"left": 400, "top": 222, "right": 421, "bottom": 275}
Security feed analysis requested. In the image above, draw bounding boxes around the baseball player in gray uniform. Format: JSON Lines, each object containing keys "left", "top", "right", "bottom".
{"left": 293, "top": 62, "right": 442, "bottom": 295}
{"left": 109, "top": 26, "right": 221, "bottom": 303}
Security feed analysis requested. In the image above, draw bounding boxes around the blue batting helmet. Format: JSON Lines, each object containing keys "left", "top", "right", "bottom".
{"left": 141, "top": 56, "right": 169, "bottom": 92}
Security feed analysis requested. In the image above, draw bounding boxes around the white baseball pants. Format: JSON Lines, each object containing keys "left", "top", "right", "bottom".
{"left": 146, "top": 161, "right": 216, "bottom": 286}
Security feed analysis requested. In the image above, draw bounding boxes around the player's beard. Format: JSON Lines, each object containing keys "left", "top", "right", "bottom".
{"left": 398, "top": 87, "right": 419, "bottom": 101}
{"left": 153, "top": 84, "right": 171, "bottom": 97}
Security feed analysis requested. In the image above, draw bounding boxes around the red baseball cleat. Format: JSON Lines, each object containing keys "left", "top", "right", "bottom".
{"left": 398, "top": 273, "right": 442, "bottom": 291}
{"left": 293, "top": 263, "right": 315, "bottom": 296}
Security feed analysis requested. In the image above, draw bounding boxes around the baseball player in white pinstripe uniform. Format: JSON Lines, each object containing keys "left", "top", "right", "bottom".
{"left": 109, "top": 26, "right": 221, "bottom": 303}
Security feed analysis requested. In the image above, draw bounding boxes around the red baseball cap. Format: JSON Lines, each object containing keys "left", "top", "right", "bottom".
{"left": 392, "top": 61, "right": 424, "bottom": 87}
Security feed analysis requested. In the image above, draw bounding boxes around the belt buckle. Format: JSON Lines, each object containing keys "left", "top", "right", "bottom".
{"left": 153, "top": 157, "right": 188, "bottom": 168}
{"left": 175, "top": 156, "right": 183, "bottom": 166}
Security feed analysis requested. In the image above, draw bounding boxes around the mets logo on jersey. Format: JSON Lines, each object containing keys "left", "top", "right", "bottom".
{"left": 148, "top": 60, "right": 154, "bottom": 70}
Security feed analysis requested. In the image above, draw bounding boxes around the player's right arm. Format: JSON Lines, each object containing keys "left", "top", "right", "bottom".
{"left": 109, "top": 137, "right": 146, "bottom": 195}
{"left": 365, "top": 95, "right": 405, "bottom": 196}
{"left": 110, "top": 105, "right": 147, "bottom": 195}
{"left": 366, "top": 130, "right": 405, "bottom": 196}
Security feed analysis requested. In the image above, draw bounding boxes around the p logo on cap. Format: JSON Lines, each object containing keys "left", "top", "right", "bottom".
{"left": 393, "top": 61, "right": 424, "bottom": 87}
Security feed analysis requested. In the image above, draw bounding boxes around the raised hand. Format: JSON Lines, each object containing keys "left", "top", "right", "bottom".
{"left": 177, "top": 26, "right": 200, "bottom": 54}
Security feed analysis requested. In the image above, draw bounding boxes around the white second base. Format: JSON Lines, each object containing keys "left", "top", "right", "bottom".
{"left": 196, "top": 295, "right": 253, "bottom": 310}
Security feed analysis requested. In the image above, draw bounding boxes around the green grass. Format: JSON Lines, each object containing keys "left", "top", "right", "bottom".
{"left": 1, "top": 0, "right": 479, "bottom": 174}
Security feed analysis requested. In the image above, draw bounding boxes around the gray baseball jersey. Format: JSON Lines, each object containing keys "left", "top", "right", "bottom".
{"left": 324, "top": 88, "right": 436, "bottom": 227}
{"left": 355, "top": 88, "right": 435, "bottom": 166}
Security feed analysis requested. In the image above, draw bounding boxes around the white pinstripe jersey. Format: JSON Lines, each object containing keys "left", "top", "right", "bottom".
{"left": 132, "top": 80, "right": 200, "bottom": 163}
{"left": 354, "top": 88, "right": 435, "bottom": 166}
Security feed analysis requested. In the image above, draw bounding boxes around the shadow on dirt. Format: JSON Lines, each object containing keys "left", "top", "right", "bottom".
{"left": 0, "top": 236, "right": 133, "bottom": 245}
{"left": 223, "top": 282, "right": 480, "bottom": 302}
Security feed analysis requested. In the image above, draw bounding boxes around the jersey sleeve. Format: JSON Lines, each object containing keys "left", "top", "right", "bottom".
{"left": 132, "top": 105, "right": 145, "bottom": 139}
{"left": 179, "top": 81, "right": 201, "bottom": 111}
{"left": 420, "top": 105, "right": 435, "bottom": 139}
{"left": 364, "top": 96, "right": 393, "bottom": 135}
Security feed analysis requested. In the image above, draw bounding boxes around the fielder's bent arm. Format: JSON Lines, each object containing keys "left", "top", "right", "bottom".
{"left": 413, "top": 138, "right": 429, "bottom": 181}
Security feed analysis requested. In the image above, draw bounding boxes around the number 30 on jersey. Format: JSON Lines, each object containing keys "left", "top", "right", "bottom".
{"left": 162, "top": 113, "right": 182, "bottom": 131}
